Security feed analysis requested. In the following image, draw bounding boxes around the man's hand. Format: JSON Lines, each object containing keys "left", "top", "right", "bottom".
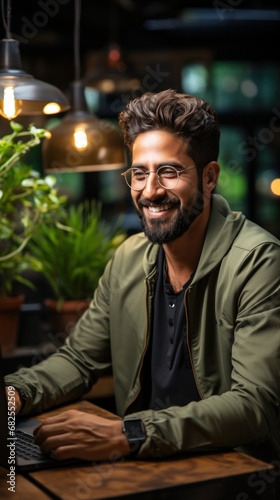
{"left": 33, "top": 410, "right": 131, "bottom": 462}
{"left": 5, "top": 386, "right": 22, "bottom": 415}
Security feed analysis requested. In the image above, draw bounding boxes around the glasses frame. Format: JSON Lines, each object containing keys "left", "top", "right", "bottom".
{"left": 121, "top": 165, "right": 198, "bottom": 191}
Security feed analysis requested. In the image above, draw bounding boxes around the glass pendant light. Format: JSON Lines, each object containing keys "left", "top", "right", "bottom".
{"left": 85, "top": 42, "right": 141, "bottom": 95}
{"left": 43, "top": 0, "right": 125, "bottom": 172}
{"left": 84, "top": 1, "right": 141, "bottom": 98}
{"left": 43, "top": 80, "right": 125, "bottom": 172}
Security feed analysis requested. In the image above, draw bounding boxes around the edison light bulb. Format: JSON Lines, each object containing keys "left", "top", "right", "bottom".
{"left": 74, "top": 129, "right": 88, "bottom": 150}
{"left": 0, "top": 86, "right": 22, "bottom": 120}
{"left": 43, "top": 102, "right": 61, "bottom": 115}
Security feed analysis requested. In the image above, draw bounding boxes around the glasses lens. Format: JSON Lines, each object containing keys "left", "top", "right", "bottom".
{"left": 126, "top": 168, "right": 146, "bottom": 190}
{"left": 124, "top": 166, "right": 180, "bottom": 190}
{"left": 158, "top": 166, "right": 179, "bottom": 189}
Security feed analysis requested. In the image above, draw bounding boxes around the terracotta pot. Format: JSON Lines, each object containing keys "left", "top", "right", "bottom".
{"left": 0, "top": 295, "right": 25, "bottom": 354}
{"left": 44, "top": 299, "right": 90, "bottom": 342}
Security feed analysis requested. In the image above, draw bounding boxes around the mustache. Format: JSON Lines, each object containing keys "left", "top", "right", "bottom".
{"left": 138, "top": 196, "right": 179, "bottom": 208}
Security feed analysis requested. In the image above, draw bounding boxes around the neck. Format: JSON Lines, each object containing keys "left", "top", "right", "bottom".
{"left": 163, "top": 204, "right": 210, "bottom": 291}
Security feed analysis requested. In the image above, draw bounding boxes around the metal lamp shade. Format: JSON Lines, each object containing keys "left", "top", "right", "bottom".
{"left": 0, "top": 39, "right": 70, "bottom": 118}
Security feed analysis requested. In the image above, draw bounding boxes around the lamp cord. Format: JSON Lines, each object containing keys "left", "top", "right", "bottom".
{"left": 1, "top": 0, "right": 11, "bottom": 38}
{"left": 74, "top": 0, "right": 81, "bottom": 81}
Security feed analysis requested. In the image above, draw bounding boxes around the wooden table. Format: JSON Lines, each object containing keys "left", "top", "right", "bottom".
{"left": 0, "top": 400, "right": 277, "bottom": 500}
{"left": 0, "top": 466, "right": 50, "bottom": 499}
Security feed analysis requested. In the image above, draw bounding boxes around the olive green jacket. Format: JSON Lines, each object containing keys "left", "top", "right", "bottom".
{"left": 5, "top": 195, "right": 280, "bottom": 459}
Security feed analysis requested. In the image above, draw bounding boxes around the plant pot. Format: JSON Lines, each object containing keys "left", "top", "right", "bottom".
{"left": 0, "top": 295, "right": 25, "bottom": 354}
{"left": 44, "top": 299, "right": 90, "bottom": 344}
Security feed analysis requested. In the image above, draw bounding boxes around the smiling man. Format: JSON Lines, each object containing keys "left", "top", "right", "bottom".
{"left": 128, "top": 130, "right": 209, "bottom": 244}
{"left": 5, "top": 89, "right": 280, "bottom": 466}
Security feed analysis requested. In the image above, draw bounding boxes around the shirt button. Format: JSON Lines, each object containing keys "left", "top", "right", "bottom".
{"left": 169, "top": 319, "right": 174, "bottom": 326}
{"left": 170, "top": 338, "right": 174, "bottom": 344}
{"left": 169, "top": 302, "right": 175, "bottom": 308}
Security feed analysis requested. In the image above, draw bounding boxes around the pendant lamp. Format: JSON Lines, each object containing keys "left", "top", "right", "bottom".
{"left": 0, "top": 2, "right": 70, "bottom": 120}
{"left": 43, "top": 80, "right": 125, "bottom": 172}
{"left": 85, "top": 42, "right": 141, "bottom": 95}
{"left": 43, "top": 0, "right": 125, "bottom": 173}
{"left": 84, "top": 1, "right": 141, "bottom": 97}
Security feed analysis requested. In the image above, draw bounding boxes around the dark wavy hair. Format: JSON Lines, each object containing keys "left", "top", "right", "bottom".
{"left": 118, "top": 89, "right": 220, "bottom": 168}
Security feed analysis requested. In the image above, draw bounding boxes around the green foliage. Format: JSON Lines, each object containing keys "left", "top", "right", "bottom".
{"left": 28, "top": 201, "right": 126, "bottom": 301}
{"left": 0, "top": 121, "right": 66, "bottom": 298}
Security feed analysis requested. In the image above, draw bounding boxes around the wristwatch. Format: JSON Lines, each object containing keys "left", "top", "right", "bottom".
{"left": 122, "top": 417, "right": 146, "bottom": 456}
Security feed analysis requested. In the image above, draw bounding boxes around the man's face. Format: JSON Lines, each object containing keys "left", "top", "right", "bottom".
{"left": 130, "top": 130, "right": 205, "bottom": 245}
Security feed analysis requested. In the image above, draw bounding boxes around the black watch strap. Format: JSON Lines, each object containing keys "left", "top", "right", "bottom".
{"left": 122, "top": 417, "right": 146, "bottom": 456}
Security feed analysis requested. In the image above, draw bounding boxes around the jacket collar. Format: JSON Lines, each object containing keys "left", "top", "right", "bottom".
{"left": 192, "top": 194, "right": 245, "bottom": 284}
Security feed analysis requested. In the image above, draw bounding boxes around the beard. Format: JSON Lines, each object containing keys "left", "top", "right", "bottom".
{"left": 134, "top": 186, "right": 204, "bottom": 245}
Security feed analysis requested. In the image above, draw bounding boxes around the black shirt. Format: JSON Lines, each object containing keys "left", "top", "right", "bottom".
{"left": 146, "top": 247, "right": 201, "bottom": 410}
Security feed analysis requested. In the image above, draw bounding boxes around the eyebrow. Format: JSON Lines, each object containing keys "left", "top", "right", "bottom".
{"left": 131, "top": 161, "right": 186, "bottom": 170}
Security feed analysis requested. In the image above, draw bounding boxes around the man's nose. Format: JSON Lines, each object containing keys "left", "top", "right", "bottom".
{"left": 142, "top": 172, "right": 165, "bottom": 196}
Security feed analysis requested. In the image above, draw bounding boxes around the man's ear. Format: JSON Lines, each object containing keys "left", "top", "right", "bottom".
{"left": 204, "top": 161, "right": 220, "bottom": 192}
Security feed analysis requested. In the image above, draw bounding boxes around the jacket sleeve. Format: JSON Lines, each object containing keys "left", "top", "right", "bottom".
{"left": 129, "top": 242, "right": 280, "bottom": 459}
{"left": 4, "top": 269, "right": 113, "bottom": 416}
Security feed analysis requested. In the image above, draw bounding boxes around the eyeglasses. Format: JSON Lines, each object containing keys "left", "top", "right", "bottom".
{"left": 121, "top": 165, "right": 198, "bottom": 191}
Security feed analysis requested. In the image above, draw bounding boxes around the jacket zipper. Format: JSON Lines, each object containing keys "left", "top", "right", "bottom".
{"left": 124, "top": 277, "right": 152, "bottom": 414}
{"left": 184, "top": 287, "right": 205, "bottom": 400}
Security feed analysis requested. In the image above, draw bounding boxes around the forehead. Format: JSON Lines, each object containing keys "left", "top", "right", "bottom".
{"left": 132, "top": 130, "right": 189, "bottom": 163}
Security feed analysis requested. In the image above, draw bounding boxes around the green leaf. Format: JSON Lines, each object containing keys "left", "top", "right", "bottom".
{"left": 0, "top": 121, "right": 66, "bottom": 297}
{"left": 28, "top": 200, "right": 126, "bottom": 300}
{"left": 10, "top": 121, "right": 24, "bottom": 133}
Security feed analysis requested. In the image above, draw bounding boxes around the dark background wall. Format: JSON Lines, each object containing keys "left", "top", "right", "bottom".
{"left": 5, "top": 1, "right": 279, "bottom": 73}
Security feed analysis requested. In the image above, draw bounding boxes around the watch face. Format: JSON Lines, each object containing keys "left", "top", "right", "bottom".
{"left": 122, "top": 418, "right": 146, "bottom": 443}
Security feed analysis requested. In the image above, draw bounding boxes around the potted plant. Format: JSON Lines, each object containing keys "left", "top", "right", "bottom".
{"left": 28, "top": 200, "right": 126, "bottom": 339}
{"left": 0, "top": 121, "right": 65, "bottom": 353}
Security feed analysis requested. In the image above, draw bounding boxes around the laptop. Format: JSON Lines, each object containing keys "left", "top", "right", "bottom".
{"left": 0, "top": 361, "right": 85, "bottom": 472}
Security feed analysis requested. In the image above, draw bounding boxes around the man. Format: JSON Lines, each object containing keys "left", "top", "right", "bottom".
{"left": 5, "top": 89, "right": 280, "bottom": 463}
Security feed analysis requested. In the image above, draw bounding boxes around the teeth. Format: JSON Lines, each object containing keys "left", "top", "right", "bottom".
{"left": 149, "top": 204, "right": 170, "bottom": 213}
